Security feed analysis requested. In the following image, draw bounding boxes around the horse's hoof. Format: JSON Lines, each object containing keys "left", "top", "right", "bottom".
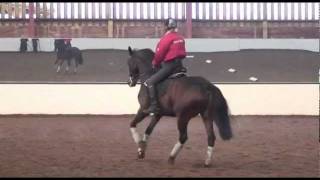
{"left": 137, "top": 150, "right": 145, "bottom": 159}
{"left": 204, "top": 161, "right": 212, "bottom": 168}
{"left": 168, "top": 156, "right": 175, "bottom": 165}
{"left": 138, "top": 141, "right": 147, "bottom": 150}
{"left": 204, "top": 159, "right": 211, "bottom": 167}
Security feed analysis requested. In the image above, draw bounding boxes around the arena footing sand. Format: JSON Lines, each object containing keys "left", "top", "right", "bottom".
{"left": 0, "top": 115, "right": 318, "bottom": 177}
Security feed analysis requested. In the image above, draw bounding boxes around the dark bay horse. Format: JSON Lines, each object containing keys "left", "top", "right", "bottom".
{"left": 126, "top": 46, "right": 233, "bottom": 167}
{"left": 54, "top": 39, "right": 83, "bottom": 73}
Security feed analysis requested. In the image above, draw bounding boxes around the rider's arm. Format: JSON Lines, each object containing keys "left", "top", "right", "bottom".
{"left": 152, "top": 37, "right": 172, "bottom": 66}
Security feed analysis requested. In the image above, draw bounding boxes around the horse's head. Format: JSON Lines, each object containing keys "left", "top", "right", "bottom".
{"left": 127, "top": 46, "right": 140, "bottom": 87}
{"left": 127, "top": 46, "right": 155, "bottom": 87}
{"left": 54, "top": 39, "right": 66, "bottom": 52}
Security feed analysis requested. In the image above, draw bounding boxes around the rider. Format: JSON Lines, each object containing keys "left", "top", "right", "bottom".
{"left": 143, "top": 18, "right": 187, "bottom": 116}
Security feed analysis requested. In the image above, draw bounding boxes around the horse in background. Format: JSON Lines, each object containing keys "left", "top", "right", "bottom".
{"left": 54, "top": 39, "right": 83, "bottom": 74}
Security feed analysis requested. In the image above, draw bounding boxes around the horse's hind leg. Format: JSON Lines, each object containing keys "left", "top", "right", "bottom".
{"left": 201, "top": 113, "right": 216, "bottom": 167}
{"left": 137, "top": 114, "right": 162, "bottom": 159}
{"left": 73, "top": 59, "right": 78, "bottom": 74}
{"left": 56, "top": 64, "right": 61, "bottom": 73}
{"left": 56, "top": 59, "right": 62, "bottom": 73}
{"left": 65, "top": 59, "right": 71, "bottom": 73}
{"left": 168, "top": 114, "right": 191, "bottom": 165}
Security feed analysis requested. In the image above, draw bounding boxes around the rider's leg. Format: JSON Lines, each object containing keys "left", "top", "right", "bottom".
{"left": 143, "top": 60, "right": 181, "bottom": 115}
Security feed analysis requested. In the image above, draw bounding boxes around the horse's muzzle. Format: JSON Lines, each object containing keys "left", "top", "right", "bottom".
{"left": 128, "top": 76, "right": 137, "bottom": 87}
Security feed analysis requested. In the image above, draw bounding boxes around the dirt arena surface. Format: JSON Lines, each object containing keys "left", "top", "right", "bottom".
{"left": 0, "top": 115, "right": 318, "bottom": 177}
{"left": 0, "top": 49, "right": 319, "bottom": 83}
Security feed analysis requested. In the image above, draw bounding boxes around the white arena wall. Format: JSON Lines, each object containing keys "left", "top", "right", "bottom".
{"left": 0, "top": 84, "right": 318, "bottom": 115}
{"left": 0, "top": 38, "right": 318, "bottom": 115}
{"left": 0, "top": 38, "right": 318, "bottom": 52}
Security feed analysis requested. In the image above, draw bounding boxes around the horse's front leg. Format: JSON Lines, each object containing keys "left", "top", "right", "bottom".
{"left": 130, "top": 108, "right": 148, "bottom": 157}
{"left": 55, "top": 59, "right": 62, "bottom": 73}
{"left": 137, "top": 114, "right": 162, "bottom": 159}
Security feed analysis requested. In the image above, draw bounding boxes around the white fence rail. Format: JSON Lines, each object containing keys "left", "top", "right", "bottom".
{"left": 0, "top": 84, "right": 317, "bottom": 115}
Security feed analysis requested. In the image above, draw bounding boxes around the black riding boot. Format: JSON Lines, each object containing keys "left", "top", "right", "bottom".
{"left": 145, "top": 86, "right": 160, "bottom": 115}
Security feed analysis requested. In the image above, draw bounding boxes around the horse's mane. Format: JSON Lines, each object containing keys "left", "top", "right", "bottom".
{"left": 134, "top": 48, "right": 155, "bottom": 65}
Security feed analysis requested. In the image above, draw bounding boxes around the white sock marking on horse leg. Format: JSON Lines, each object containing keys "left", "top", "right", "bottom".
{"left": 57, "top": 66, "right": 61, "bottom": 72}
{"left": 141, "top": 134, "right": 149, "bottom": 150}
{"left": 205, "top": 146, "right": 214, "bottom": 166}
{"left": 130, "top": 128, "right": 141, "bottom": 144}
{"left": 142, "top": 134, "right": 149, "bottom": 142}
{"left": 170, "top": 141, "right": 183, "bottom": 158}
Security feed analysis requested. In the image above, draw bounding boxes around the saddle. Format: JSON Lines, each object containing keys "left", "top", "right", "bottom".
{"left": 168, "top": 67, "right": 187, "bottom": 79}
{"left": 155, "top": 67, "right": 187, "bottom": 97}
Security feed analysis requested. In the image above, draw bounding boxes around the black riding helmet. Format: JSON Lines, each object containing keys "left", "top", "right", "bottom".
{"left": 165, "top": 18, "right": 177, "bottom": 30}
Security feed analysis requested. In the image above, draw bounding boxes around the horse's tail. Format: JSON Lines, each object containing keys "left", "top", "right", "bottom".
{"left": 75, "top": 50, "right": 83, "bottom": 65}
{"left": 206, "top": 85, "right": 233, "bottom": 140}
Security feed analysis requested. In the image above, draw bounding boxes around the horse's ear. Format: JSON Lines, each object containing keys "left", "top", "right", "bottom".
{"left": 128, "top": 46, "right": 133, "bottom": 56}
